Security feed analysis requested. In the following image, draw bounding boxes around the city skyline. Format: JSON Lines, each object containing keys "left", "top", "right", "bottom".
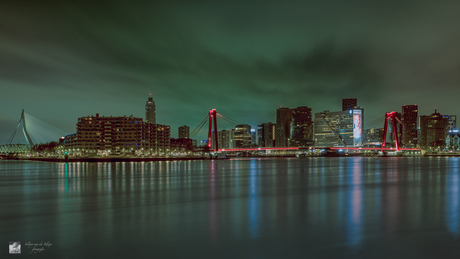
{"left": 2, "top": 1, "right": 460, "bottom": 144}
{"left": 2, "top": 95, "right": 455, "bottom": 146}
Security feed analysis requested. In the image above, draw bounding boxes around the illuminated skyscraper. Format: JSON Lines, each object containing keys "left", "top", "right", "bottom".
{"left": 233, "top": 124, "right": 252, "bottom": 148}
{"left": 419, "top": 108, "right": 449, "bottom": 148}
{"left": 314, "top": 107, "right": 364, "bottom": 147}
{"left": 145, "top": 94, "right": 156, "bottom": 124}
{"left": 218, "top": 130, "right": 230, "bottom": 149}
{"left": 250, "top": 129, "right": 256, "bottom": 145}
{"left": 290, "top": 106, "right": 313, "bottom": 147}
{"left": 402, "top": 104, "right": 418, "bottom": 147}
{"left": 314, "top": 110, "right": 353, "bottom": 147}
{"left": 258, "top": 122, "right": 276, "bottom": 147}
{"left": 276, "top": 107, "right": 292, "bottom": 147}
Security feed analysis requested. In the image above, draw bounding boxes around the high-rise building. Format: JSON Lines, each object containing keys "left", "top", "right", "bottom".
{"left": 145, "top": 94, "right": 156, "bottom": 124}
{"left": 314, "top": 110, "right": 353, "bottom": 147}
{"left": 342, "top": 97, "right": 358, "bottom": 111}
{"left": 229, "top": 129, "right": 236, "bottom": 148}
{"left": 290, "top": 106, "right": 314, "bottom": 147}
{"left": 258, "top": 122, "right": 276, "bottom": 147}
{"left": 233, "top": 124, "right": 252, "bottom": 148}
{"left": 314, "top": 108, "right": 363, "bottom": 147}
{"left": 257, "top": 125, "right": 263, "bottom": 146}
{"left": 418, "top": 115, "right": 429, "bottom": 148}
{"left": 178, "top": 125, "right": 189, "bottom": 139}
{"left": 402, "top": 105, "right": 418, "bottom": 148}
{"left": 218, "top": 130, "right": 231, "bottom": 149}
{"left": 250, "top": 129, "right": 256, "bottom": 145}
{"left": 276, "top": 107, "right": 292, "bottom": 147}
{"left": 418, "top": 109, "right": 449, "bottom": 148}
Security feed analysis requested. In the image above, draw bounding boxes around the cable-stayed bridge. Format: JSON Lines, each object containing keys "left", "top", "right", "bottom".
{"left": 1, "top": 110, "right": 69, "bottom": 154}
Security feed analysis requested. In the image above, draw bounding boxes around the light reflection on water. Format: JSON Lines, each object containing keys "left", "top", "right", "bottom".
{"left": 447, "top": 163, "right": 459, "bottom": 237}
{"left": 347, "top": 159, "right": 362, "bottom": 247}
{"left": 1, "top": 157, "right": 460, "bottom": 258}
{"left": 249, "top": 159, "right": 258, "bottom": 239}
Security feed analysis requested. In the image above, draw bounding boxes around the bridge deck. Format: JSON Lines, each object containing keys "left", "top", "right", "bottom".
{"left": 218, "top": 147, "right": 421, "bottom": 152}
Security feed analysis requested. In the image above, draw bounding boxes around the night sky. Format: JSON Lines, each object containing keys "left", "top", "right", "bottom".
{"left": 1, "top": 0, "right": 460, "bottom": 144}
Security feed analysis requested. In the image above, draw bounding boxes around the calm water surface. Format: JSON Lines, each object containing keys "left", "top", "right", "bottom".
{"left": 1, "top": 157, "right": 460, "bottom": 258}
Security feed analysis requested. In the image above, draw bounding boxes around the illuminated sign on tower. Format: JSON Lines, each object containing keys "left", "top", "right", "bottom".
{"left": 353, "top": 109, "right": 362, "bottom": 146}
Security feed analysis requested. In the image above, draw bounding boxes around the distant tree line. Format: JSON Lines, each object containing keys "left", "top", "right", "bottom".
{"left": 31, "top": 141, "right": 60, "bottom": 153}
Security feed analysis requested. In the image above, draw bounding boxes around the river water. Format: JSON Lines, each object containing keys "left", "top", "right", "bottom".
{"left": 1, "top": 157, "right": 460, "bottom": 258}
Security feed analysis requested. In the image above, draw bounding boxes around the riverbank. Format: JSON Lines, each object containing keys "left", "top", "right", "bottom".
{"left": 3, "top": 153, "right": 460, "bottom": 162}
{"left": 423, "top": 153, "right": 460, "bottom": 157}
{"left": 19, "top": 157, "right": 209, "bottom": 162}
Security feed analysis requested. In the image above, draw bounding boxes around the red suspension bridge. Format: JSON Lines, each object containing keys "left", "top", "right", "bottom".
{"left": 191, "top": 109, "right": 421, "bottom": 153}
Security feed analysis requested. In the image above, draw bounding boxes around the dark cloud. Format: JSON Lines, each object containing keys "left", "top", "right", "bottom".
{"left": 1, "top": 0, "right": 460, "bottom": 144}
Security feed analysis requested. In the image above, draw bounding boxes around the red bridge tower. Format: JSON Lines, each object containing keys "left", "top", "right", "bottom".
{"left": 208, "top": 109, "right": 218, "bottom": 151}
{"left": 382, "top": 112, "right": 401, "bottom": 151}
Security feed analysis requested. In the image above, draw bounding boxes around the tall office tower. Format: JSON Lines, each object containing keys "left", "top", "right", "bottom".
{"left": 418, "top": 115, "right": 429, "bottom": 148}
{"left": 250, "top": 129, "right": 256, "bottom": 145}
{"left": 218, "top": 130, "right": 230, "bottom": 149}
{"left": 419, "top": 108, "right": 449, "bottom": 148}
{"left": 229, "top": 129, "right": 235, "bottom": 148}
{"left": 145, "top": 94, "right": 156, "bottom": 124}
{"left": 276, "top": 107, "right": 292, "bottom": 147}
{"left": 314, "top": 110, "right": 353, "bottom": 147}
{"left": 314, "top": 107, "right": 364, "bottom": 147}
{"left": 178, "top": 125, "right": 189, "bottom": 139}
{"left": 258, "top": 122, "right": 276, "bottom": 147}
{"left": 342, "top": 97, "right": 358, "bottom": 111}
{"left": 290, "top": 106, "right": 314, "bottom": 147}
{"left": 257, "top": 125, "right": 263, "bottom": 146}
{"left": 233, "top": 124, "right": 252, "bottom": 148}
{"left": 402, "top": 104, "right": 418, "bottom": 147}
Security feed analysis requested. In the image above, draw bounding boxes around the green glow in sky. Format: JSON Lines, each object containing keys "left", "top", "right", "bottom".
{"left": 1, "top": 0, "right": 460, "bottom": 143}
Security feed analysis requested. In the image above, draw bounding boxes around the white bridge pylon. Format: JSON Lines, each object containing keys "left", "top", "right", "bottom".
{"left": 7, "top": 109, "right": 68, "bottom": 146}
